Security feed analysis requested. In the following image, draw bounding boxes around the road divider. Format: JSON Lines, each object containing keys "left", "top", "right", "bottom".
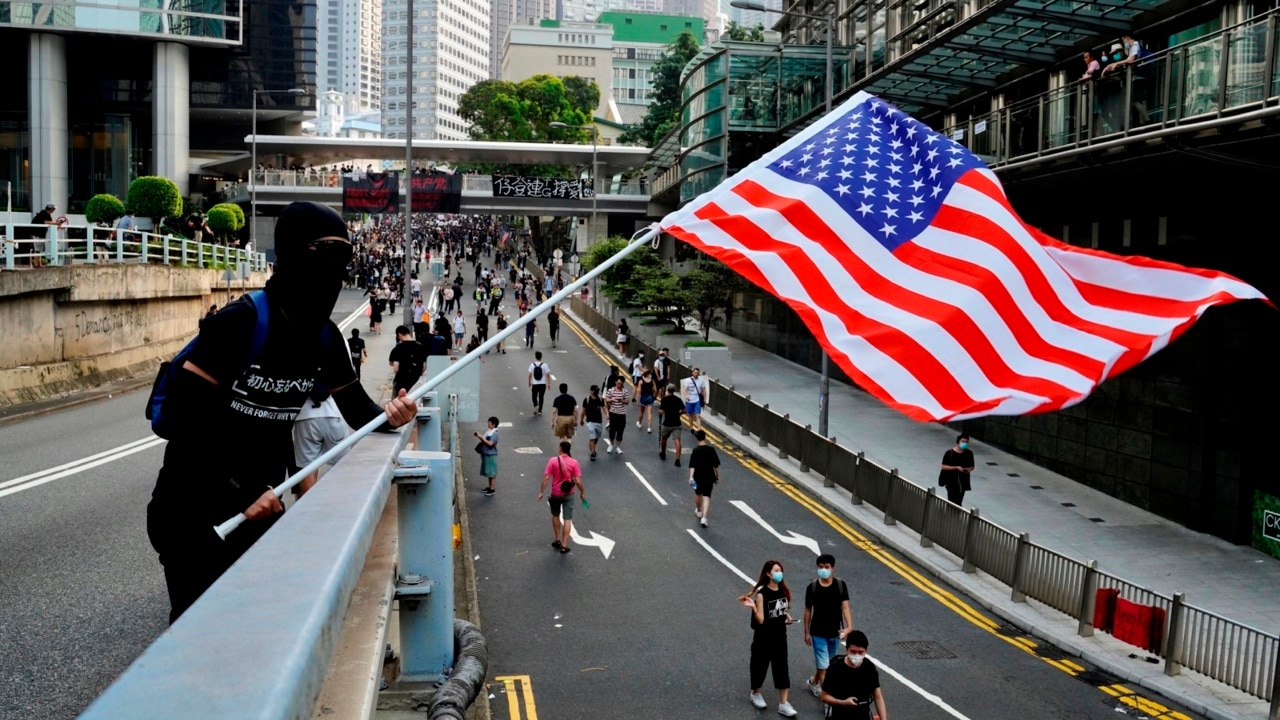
{"left": 0, "top": 435, "right": 166, "bottom": 499}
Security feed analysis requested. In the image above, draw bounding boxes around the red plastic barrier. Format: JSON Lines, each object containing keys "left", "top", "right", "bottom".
{"left": 1145, "top": 605, "right": 1166, "bottom": 654}
{"left": 1113, "top": 597, "right": 1150, "bottom": 649}
{"left": 1093, "top": 588, "right": 1119, "bottom": 632}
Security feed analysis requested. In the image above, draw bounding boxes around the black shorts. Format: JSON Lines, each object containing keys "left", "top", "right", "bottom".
{"left": 695, "top": 478, "right": 715, "bottom": 497}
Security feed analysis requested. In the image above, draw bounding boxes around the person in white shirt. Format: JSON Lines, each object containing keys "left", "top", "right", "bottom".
{"left": 682, "top": 367, "right": 708, "bottom": 430}
{"left": 452, "top": 310, "right": 466, "bottom": 351}
{"left": 528, "top": 350, "right": 550, "bottom": 415}
{"left": 291, "top": 387, "right": 350, "bottom": 497}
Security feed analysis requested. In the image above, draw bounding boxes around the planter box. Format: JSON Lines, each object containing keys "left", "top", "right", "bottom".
{"left": 679, "top": 344, "right": 732, "bottom": 385}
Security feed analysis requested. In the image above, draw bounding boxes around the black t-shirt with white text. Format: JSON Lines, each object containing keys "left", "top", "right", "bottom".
{"left": 751, "top": 585, "right": 789, "bottom": 639}
{"left": 153, "top": 293, "right": 355, "bottom": 512}
{"left": 821, "top": 657, "right": 880, "bottom": 720}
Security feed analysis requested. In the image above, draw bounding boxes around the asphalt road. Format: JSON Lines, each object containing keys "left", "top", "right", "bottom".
{"left": 466, "top": 305, "right": 1203, "bottom": 720}
{"left": 0, "top": 281, "right": 1200, "bottom": 720}
{"left": 0, "top": 289, "right": 373, "bottom": 720}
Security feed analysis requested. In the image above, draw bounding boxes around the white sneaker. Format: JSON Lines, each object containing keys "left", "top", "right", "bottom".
{"left": 647, "top": 427, "right": 652, "bottom": 433}
{"left": 777, "top": 701, "right": 797, "bottom": 717}
{"left": 750, "top": 693, "right": 767, "bottom": 709}
{"left": 695, "top": 508, "right": 702, "bottom": 518}
{"left": 606, "top": 446, "right": 613, "bottom": 454}
{"left": 615, "top": 447, "right": 623, "bottom": 455}
{"left": 701, "top": 517, "right": 708, "bottom": 527}
{"left": 806, "top": 677, "right": 821, "bottom": 697}
{"left": 636, "top": 421, "right": 641, "bottom": 428}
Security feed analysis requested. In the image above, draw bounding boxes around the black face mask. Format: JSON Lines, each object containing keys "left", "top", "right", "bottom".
{"left": 268, "top": 250, "right": 349, "bottom": 328}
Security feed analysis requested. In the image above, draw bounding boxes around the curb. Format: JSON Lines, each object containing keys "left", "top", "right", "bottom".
{"left": 562, "top": 308, "right": 1260, "bottom": 720}
{"left": 0, "top": 377, "right": 154, "bottom": 427}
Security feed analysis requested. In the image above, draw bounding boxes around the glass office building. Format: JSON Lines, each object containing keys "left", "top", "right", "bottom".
{"left": 653, "top": 0, "right": 1280, "bottom": 545}
{"left": 1, "top": 0, "right": 314, "bottom": 213}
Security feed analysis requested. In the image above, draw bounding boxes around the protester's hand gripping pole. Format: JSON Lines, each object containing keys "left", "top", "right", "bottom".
{"left": 214, "top": 225, "right": 662, "bottom": 541}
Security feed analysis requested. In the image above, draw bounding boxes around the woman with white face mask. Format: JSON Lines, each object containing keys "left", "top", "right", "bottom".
{"left": 818, "top": 630, "right": 887, "bottom": 719}
{"left": 740, "top": 560, "right": 798, "bottom": 717}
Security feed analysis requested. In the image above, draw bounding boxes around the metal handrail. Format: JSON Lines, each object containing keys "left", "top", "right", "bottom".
{"left": 2, "top": 223, "right": 267, "bottom": 272}
{"left": 566, "top": 296, "right": 1280, "bottom": 709}
{"left": 941, "top": 8, "right": 1280, "bottom": 168}
{"left": 235, "top": 171, "right": 652, "bottom": 197}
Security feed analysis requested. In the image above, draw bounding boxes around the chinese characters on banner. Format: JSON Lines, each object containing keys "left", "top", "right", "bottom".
{"left": 342, "top": 172, "right": 400, "bottom": 214}
{"left": 410, "top": 173, "right": 463, "bottom": 212}
{"left": 492, "top": 175, "right": 592, "bottom": 199}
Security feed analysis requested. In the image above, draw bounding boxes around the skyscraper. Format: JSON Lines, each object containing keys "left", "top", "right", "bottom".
{"left": 318, "top": 0, "right": 384, "bottom": 113}
{"left": 382, "top": 0, "right": 491, "bottom": 140}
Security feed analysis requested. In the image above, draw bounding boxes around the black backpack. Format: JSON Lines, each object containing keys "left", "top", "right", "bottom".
{"left": 533, "top": 363, "right": 545, "bottom": 381}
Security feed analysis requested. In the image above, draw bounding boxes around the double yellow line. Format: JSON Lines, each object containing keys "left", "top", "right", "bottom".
{"left": 495, "top": 675, "right": 538, "bottom": 720}
{"left": 562, "top": 315, "right": 1191, "bottom": 719}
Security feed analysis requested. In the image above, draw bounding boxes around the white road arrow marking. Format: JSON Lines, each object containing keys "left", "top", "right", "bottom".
{"left": 568, "top": 525, "right": 616, "bottom": 559}
{"left": 729, "top": 500, "right": 821, "bottom": 555}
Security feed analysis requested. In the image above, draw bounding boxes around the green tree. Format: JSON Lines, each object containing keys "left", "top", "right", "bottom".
{"left": 619, "top": 29, "right": 700, "bottom": 147}
{"left": 682, "top": 256, "right": 750, "bottom": 340}
{"left": 562, "top": 76, "right": 601, "bottom": 122}
{"left": 126, "top": 176, "right": 183, "bottom": 225}
{"left": 206, "top": 202, "right": 245, "bottom": 242}
{"left": 725, "top": 21, "right": 766, "bottom": 42}
{"left": 84, "top": 194, "right": 125, "bottom": 224}
{"left": 460, "top": 74, "right": 595, "bottom": 143}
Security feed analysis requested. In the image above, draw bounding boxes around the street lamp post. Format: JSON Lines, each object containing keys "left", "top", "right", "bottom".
{"left": 549, "top": 121, "right": 599, "bottom": 245}
{"left": 251, "top": 88, "right": 306, "bottom": 247}
{"left": 730, "top": 0, "right": 836, "bottom": 438}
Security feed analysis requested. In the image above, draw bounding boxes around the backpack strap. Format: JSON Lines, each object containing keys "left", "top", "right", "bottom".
{"left": 245, "top": 290, "right": 271, "bottom": 364}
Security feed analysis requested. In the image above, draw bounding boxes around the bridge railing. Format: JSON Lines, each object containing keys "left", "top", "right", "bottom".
{"left": 79, "top": 396, "right": 482, "bottom": 719}
{"left": 228, "top": 172, "right": 652, "bottom": 199}
{"left": 1, "top": 224, "right": 267, "bottom": 272}
{"left": 568, "top": 296, "right": 1280, "bottom": 712}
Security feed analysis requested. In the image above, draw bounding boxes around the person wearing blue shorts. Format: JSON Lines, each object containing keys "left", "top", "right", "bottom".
{"left": 681, "top": 367, "right": 707, "bottom": 430}
{"left": 635, "top": 369, "right": 657, "bottom": 433}
{"left": 803, "top": 553, "right": 853, "bottom": 697}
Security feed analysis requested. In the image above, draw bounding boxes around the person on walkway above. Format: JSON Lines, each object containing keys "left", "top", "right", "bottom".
{"left": 537, "top": 441, "right": 585, "bottom": 554}
{"left": 819, "top": 630, "right": 886, "bottom": 720}
{"left": 804, "top": 553, "right": 853, "bottom": 697}
{"left": 938, "top": 433, "right": 975, "bottom": 506}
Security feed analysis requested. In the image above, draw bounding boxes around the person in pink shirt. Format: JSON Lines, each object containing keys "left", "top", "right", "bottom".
{"left": 537, "top": 441, "right": 587, "bottom": 554}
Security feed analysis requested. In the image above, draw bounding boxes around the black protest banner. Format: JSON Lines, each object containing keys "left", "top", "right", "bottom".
{"left": 410, "top": 173, "right": 463, "bottom": 213}
{"left": 342, "top": 172, "right": 400, "bottom": 214}
{"left": 491, "top": 175, "right": 589, "bottom": 199}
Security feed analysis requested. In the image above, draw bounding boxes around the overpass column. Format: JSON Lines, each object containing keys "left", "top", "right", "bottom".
{"left": 153, "top": 42, "right": 191, "bottom": 194}
{"left": 29, "top": 33, "right": 68, "bottom": 210}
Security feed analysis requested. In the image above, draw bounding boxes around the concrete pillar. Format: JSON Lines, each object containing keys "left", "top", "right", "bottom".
{"left": 29, "top": 33, "right": 68, "bottom": 212}
{"left": 153, "top": 42, "right": 190, "bottom": 195}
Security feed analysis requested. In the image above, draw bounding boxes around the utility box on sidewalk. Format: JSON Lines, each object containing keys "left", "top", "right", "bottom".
{"left": 681, "top": 344, "right": 732, "bottom": 385}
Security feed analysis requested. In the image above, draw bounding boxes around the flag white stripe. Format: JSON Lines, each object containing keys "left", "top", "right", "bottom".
{"left": 745, "top": 171, "right": 1123, "bottom": 379}
{"left": 1041, "top": 245, "right": 1266, "bottom": 302}
{"left": 944, "top": 181, "right": 1198, "bottom": 336}
{"left": 677, "top": 217, "right": 1057, "bottom": 417}
{"left": 709, "top": 189, "right": 1095, "bottom": 396}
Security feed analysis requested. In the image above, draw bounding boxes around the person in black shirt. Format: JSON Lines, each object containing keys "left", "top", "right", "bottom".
{"left": 578, "top": 385, "right": 605, "bottom": 460}
{"left": 476, "top": 309, "right": 489, "bottom": 347}
{"left": 389, "top": 324, "right": 428, "bottom": 394}
{"left": 347, "top": 328, "right": 367, "bottom": 379}
{"left": 938, "top": 433, "right": 975, "bottom": 506}
{"left": 547, "top": 306, "right": 560, "bottom": 347}
{"left": 550, "top": 382, "right": 577, "bottom": 441}
{"left": 146, "top": 202, "right": 417, "bottom": 623}
{"left": 740, "top": 559, "right": 797, "bottom": 717}
{"left": 819, "top": 630, "right": 886, "bottom": 720}
{"left": 658, "top": 385, "right": 684, "bottom": 466}
{"left": 687, "top": 429, "right": 719, "bottom": 527}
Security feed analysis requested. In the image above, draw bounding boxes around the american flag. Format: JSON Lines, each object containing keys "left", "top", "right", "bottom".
{"left": 660, "top": 92, "right": 1268, "bottom": 422}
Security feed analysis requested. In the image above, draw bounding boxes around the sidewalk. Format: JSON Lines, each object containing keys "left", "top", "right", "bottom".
{"left": 567, "top": 304, "right": 1277, "bottom": 720}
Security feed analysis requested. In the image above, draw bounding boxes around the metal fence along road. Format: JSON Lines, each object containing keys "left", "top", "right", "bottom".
{"left": 2, "top": 223, "right": 267, "bottom": 272}
{"left": 569, "top": 297, "right": 1280, "bottom": 714}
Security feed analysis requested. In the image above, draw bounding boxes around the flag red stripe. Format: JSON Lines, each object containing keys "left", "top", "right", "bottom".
{"left": 731, "top": 179, "right": 1087, "bottom": 402}
{"left": 666, "top": 222, "right": 960, "bottom": 421}
{"left": 686, "top": 199, "right": 1010, "bottom": 417}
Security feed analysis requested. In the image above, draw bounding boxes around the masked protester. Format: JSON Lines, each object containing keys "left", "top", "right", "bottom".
{"left": 145, "top": 202, "right": 418, "bottom": 623}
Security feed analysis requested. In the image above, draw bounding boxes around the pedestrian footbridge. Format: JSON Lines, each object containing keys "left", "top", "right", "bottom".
{"left": 217, "top": 136, "right": 655, "bottom": 217}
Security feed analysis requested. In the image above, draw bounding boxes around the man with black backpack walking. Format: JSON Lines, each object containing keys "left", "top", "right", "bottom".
{"left": 803, "top": 553, "right": 854, "bottom": 697}
{"left": 528, "top": 351, "right": 550, "bottom": 415}
{"left": 145, "top": 202, "right": 418, "bottom": 623}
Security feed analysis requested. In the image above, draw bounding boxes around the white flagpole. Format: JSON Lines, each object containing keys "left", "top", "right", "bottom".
{"left": 214, "top": 224, "right": 663, "bottom": 540}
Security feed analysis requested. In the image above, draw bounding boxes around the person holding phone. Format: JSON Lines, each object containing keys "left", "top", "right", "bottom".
{"left": 739, "top": 559, "right": 798, "bottom": 717}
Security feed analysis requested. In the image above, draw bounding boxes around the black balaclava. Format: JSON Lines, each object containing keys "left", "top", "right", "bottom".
{"left": 267, "top": 202, "right": 351, "bottom": 328}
